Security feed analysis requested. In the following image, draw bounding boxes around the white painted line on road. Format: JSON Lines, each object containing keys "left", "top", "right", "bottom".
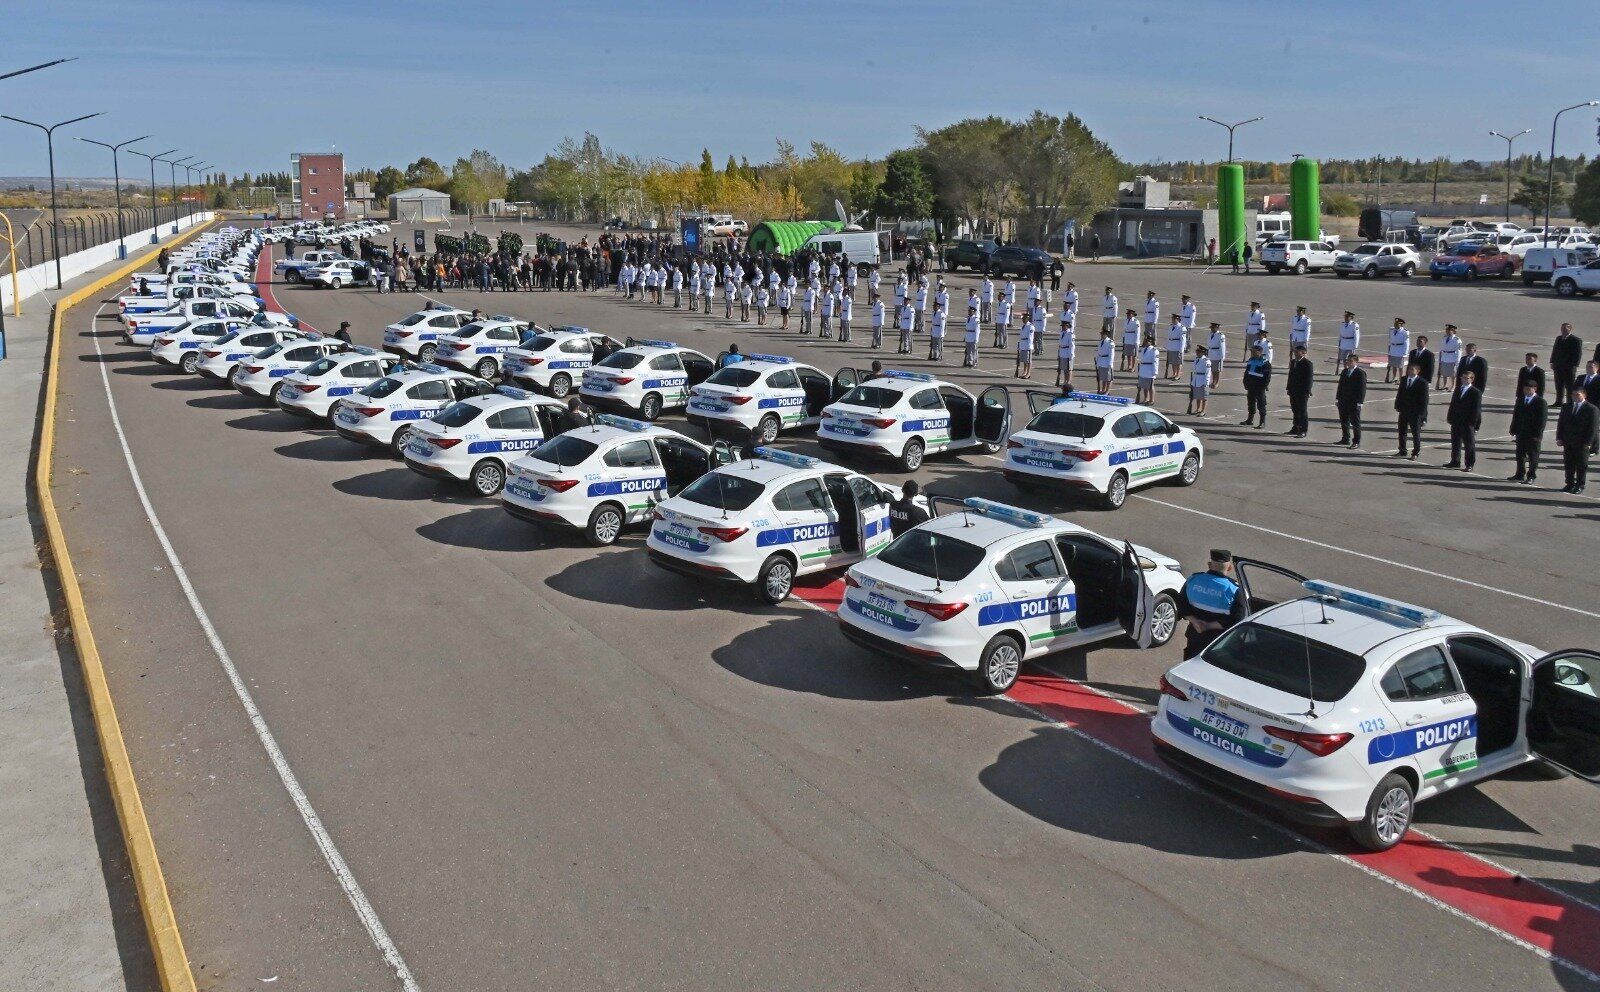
{"left": 88, "top": 306, "right": 421, "bottom": 992}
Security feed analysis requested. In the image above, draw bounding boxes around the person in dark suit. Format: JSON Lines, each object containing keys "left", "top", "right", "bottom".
{"left": 1458, "top": 343, "right": 1489, "bottom": 398}
{"left": 1551, "top": 323, "right": 1583, "bottom": 406}
{"left": 1556, "top": 385, "right": 1599, "bottom": 493}
{"left": 1394, "top": 362, "right": 1429, "bottom": 460}
{"left": 1285, "top": 345, "right": 1314, "bottom": 437}
{"left": 1336, "top": 353, "right": 1368, "bottom": 447}
{"left": 1577, "top": 360, "right": 1600, "bottom": 405}
{"left": 1406, "top": 335, "right": 1435, "bottom": 384}
{"left": 1508, "top": 381, "right": 1548, "bottom": 484}
{"left": 1444, "top": 370, "right": 1483, "bottom": 472}
{"left": 1515, "top": 353, "right": 1546, "bottom": 397}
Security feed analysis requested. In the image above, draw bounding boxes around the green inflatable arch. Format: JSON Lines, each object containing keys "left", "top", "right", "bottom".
{"left": 745, "top": 220, "right": 843, "bottom": 255}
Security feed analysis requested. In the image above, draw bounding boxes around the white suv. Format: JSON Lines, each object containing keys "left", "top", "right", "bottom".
{"left": 1551, "top": 259, "right": 1600, "bottom": 298}
{"left": 1333, "top": 242, "right": 1420, "bottom": 279}
{"left": 1261, "top": 240, "right": 1340, "bottom": 275}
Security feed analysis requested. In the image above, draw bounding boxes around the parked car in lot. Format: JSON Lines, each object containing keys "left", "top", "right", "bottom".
{"left": 1261, "top": 240, "right": 1340, "bottom": 274}
{"left": 705, "top": 218, "right": 748, "bottom": 236}
{"left": 1333, "top": 242, "right": 1420, "bottom": 279}
{"left": 1551, "top": 259, "right": 1600, "bottom": 297}
{"left": 1523, "top": 247, "right": 1597, "bottom": 286}
{"left": 1429, "top": 243, "right": 1518, "bottom": 280}
{"left": 943, "top": 238, "right": 999, "bottom": 272}
{"left": 987, "top": 245, "right": 1063, "bottom": 280}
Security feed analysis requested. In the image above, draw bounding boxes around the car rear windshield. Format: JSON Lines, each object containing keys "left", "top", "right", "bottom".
{"left": 1202, "top": 621, "right": 1367, "bottom": 703}
{"left": 455, "top": 323, "right": 485, "bottom": 338}
{"left": 839, "top": 385, "right": 902, "bottom": 408}
{"left": 527, "top": 434, "right": 598, "bottom": 467}
{"left": 523, "top": 335, "right": 558, "bottom": 353}
{"left": 301, "top": 358, "right": 338, "bottom": 377}
{"left": 706, "top": 366, "right": 761, "bottom": 387}
{"left": 876, "top": 531, "right": 985, "bottom": 582}
{"left": 677, "top": 472, "right": 765, "bottom": 512}
{"left": 1026, "top": 409, "right": 1105, "bottom": 438}
{"left": 597, "top": 351, "right": 645, "bottom": 370}
{"left": 255, "top": 342, "right": 285, "bottom": 358}
{"left": 433, "top": 402, "right": 482, "bottom": 428}
{"left": 398, "top": 312, "right": 431, "bottom": 326}
{"left": 213, "top": 331, "right": 240, "bottom": 345}
{"left": 361, "top": 376, "right": 404, "bottom": 399}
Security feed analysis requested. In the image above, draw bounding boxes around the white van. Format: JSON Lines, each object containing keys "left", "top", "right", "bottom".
{"left": 1255, "top": 211, "right": 1293, "bottom": 244}
{"left": 800, "top": 230, "right": 881, "bottom": 270}
{"left": 1523, "top": 246, "right": 1596, "bottom": 286}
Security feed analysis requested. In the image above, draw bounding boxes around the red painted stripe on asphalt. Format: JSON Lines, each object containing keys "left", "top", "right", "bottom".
{"left": 254, "top": 245, "right": 318, "bottom": 333}
{"left": 790, "top": 575, "right": 1600, "bottom": 977}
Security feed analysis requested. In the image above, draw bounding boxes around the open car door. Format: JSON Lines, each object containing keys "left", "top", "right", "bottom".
{"left": 832, "top": 367, "right": 862, "bottom": 402}
{"left": 849, "top": 476, "right": 893, "bottom": 557}
{"left": 1024, "top": 389, "right": 1059, "bottom": 416}
{"left": 1233, "top": 558, "right": 1307, "bottom": 616}
{"left": 709, "top": 438, "right": 741, "bottom": 468}
{"left": 1116, "top": 541, "right": 1154, "bottom": 648}
{"left": 975, "top": 386, "right": 1013, "bottom": 447}
{"left": 1528, "top": 650, "right": 1600, "bottom": 781}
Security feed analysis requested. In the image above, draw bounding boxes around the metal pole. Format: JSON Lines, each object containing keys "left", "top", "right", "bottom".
{"left": 129, "top": 147, "right": 174, "bottom": 245}
{"left": 169, "top": 156, "right": 194, "bottom": 233}
{"left": 76, "top": 134, "right": 149, "bottom": 259}
{"left": 1544, "top": 102, "right": 1598, "bottom": 245}
{"left": 1, "top": 112, "right": 102, "bottom": 289}
{"left": 1198, "top": 116, "right": 1263, "bottom": 164}
{"left": 1488, "top": 130, "right": 1529, "bottom": 224}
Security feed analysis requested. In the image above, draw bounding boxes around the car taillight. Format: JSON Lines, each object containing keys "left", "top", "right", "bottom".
{"left": 651, "top": 507, "right": 667, "bottom": 521}
{"left": 1158, "top": 674, "right": 1188, "bottom": 701}
{"left": 697, "top": 524, "right": 748, "bottom": 543}
{"left": 449, "top": 342, "right": 470, "bottom": 351}
{"left": 350, "top": 406, "right": 383, "bottom": 418}
{"left": 428, "top": 437, "right": 461, "bottom": 449}
{"left": 844, "top": 573, "right": 862, "bottom": 588}
{"left": 1006, "top": 439, "right": 1023, "bottom": 448}
{"left": 905, "top": 599, "right": 968, "bottom": 621}
{"left": 1263, "top": 725, "right": 1353, "bottom": 757}
{"left": 820, "top": 410, "right": 834, "bottom": 419}
{"left": 155, "top": 337, "right": 172, "bottom": 347}
{"left": 863, "top": 417, "right": 897, "bottom": 429}
{"left": 1065, "top": 448, "right": 1102, "bottom": 461}
{"left": 725, "top": 395, "right": 752, "bottom": 405}
{"left": 296, "top": 383, "right": 321, "bottom": 393}
{"left": 610, "top": 376, "right": 635, "bottom": 385}
{"left": 394, "top": 330, "right": 414, "bottom": 338}
{"left": 537, "top": 477, "right": 579, "bottom": 492}
{"left": 522, "top": 357, "right": 545, "bottom": 366}
{"left": 201, "top": 350, "right": 221, "bottom": 358}
{"left": 243, "top": 365, "right": 263, "bottom": 374}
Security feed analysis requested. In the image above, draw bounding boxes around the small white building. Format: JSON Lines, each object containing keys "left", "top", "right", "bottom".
{"left": 388, "top": 187, "right": 451, "bottom": 223}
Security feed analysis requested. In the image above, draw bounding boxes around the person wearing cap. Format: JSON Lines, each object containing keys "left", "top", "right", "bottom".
{"left": 1244, "top": 302, "right": 1266, "bottom": 351}
{"left": 1287, "top": 305, "right": 1310, "bottom": 353}
{"left": 888, "top": 479, "right": 930, "bottom": 537}
{"left": 993, "top": 289, "right": 1012, "bottom": 349}
{"left": 1178, "top": 293, "right": 1197, "bottom": 343}
{"left": 1241, "top": 344, "right": 1272, "bottom": 428}
{"left": 1206, "top": 322, "right": 1227, "bottom": 387}
{"left": 333, "top": 321, "right": 353, "bottom": 344}
{"left": 1101, "top": 286, "right": 1118, "bottom": 335}
{"left": 1055, "top": 316, "right": 1075, "bottom": 387}
{"left": 1188, "top": 345, "right": 1212, "bottom": 416}
{"left": 1179, "top": 550, "right": 1249, "bottom": 657}
{"left": 1136, "top": 335, "right": 1159, "bottom": 403}
{"left": 1338, "top": 312, "right": 1360, "bottom": 365}
{"left": 562, "top": 395, "right": 594, "bottom": 432}
{"left": 897, "top": 299, "right": 915, "bottom": 354}
{"left": 1122, "top": 307, "right": 1141, "bottom": 371}
{"left": 1164, "top": 313, "right": 1187, "bottom": 381}
{"left": 1142, "top": 290, "right": 1160, "bottom": 344}
{"left": 1385, "top": 317, "right": 1409, "bottom": 383}
{"left": 964, "top": 295, "right": 981, "bottom": 368}
{"left": 870, "top": 292, "right": 885, "bottom": 350}
{"left": 1095, "top": 328, "right": 1115, "bottom": 393}
{"left": 1286, "top": 344, "right": 1314, "bottom": 437}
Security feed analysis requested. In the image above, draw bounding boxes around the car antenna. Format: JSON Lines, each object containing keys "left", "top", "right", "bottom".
{"left": 1299, "top": 619, "right": 1319, "bottom": 719}
{"left": 930, "top": 532, "right": 943, "bottom": 593}
{"left": 716, "top": 470, "right": 730, "bottom": 521}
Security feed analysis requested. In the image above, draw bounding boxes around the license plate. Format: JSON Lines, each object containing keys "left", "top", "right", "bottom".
{"left": 506, "top": 480, "right": 541, "bottom": 501}
{"left": 336, "top": 408, "right": 359, "bottom": 424}
{"left": 405, "top": 441, "right": 431, "bottom": 458}
{"left": 1201, "top": 708, "right": 1249, "bottom": 740}
{"left": 280, "top": 386, "right": 299, "bottom": 398}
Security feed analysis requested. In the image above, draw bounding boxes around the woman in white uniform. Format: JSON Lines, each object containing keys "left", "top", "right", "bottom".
{"left": 1207, "top": 322, "right": 1227, "bottom": 388}
{"left": 1189, "top": 345, "right": 1212, "bottom": 416}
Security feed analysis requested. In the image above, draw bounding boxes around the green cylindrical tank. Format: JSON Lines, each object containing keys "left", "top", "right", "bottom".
{"left": 1217, "top": 164, "right": 1246, "bottom": 265}
{"left": 1290, "top": 157, "right": 1321, "bottom": 241}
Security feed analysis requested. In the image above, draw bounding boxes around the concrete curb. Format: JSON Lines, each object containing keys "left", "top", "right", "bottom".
{"left": 32, "top": 218, "right": 218, "bottom": 992}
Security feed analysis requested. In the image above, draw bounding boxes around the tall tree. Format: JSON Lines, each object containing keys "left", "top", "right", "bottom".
{"left": 1006, "top": 111, "right": 1123, "bottom": 246}
{"left": 874, "top": 150, "right": 932, "bottom": 220}
{"left": 916, "top": 116, "right": 1016, "bottom": 234}
{"left": 404, "top": 156, "right": 449, "bottom": 191}
{"left": 1571, "top": 158, "right": 1600, "bottom": 227}
{"left": 1512, "top": 175, "right": 1560, "bottom": 221}
{"left": 373, "top": 166, "right": 404, "bottom": 201}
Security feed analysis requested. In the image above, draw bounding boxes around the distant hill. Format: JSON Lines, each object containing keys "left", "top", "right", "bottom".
{"left": 0, "top": 176, "right": 149, "bottom": 191}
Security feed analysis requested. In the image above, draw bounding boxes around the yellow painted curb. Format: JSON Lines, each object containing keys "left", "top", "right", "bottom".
{"left": 34, "top": 219, "right": 219, "bottom": 992}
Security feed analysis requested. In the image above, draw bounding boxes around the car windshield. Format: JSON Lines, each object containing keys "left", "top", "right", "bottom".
{"left": 1027, "top": 409, "right": 1106, "bottom": 438}
{"left": 398, "top": 312, "right": 434, "bottom": 327}
{"left": 876, "top": 530, "right": 985, "bottom": 582}
{"left": 455, "top": 323, "right": 485, "bottom": 338}
{"left": 212, "top": 331, "right": 240, "bottom": 345}
{"left": 1353, "top": 244, "right": 1383, "bottom": 254}
{"left": 361, "top": 376, "right": 405, "bottom": 399}
{"left": 523, "top": 335, "right": 559, "bottom": 353}
{"left": 527, "top": 434, "right": 598, "bottom": 467}
{"left": 839, "top": 385, "right": 903, "bottom": 408}
{"left": 255, "top": 342, "right": 286, "bottom": 358}
{"left": 706, "top": 366, "right": 761, "bottom": 387}
{"left": 301, "top": 358, "right": 338, "bottom": 377}
{"left": 677, "top": 471, "right": 765, "bottom": 512}
{"left": 432, "top": 402, "right": 482, "bottom": 428}
{"left": 1202, "top": 621, "right": 1368, "bottom": 703}
{"left": 597, "top": 351, "right": 645, "bottom": 370}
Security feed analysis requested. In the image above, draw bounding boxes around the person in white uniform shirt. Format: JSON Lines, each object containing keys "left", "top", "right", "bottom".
{"left": 994, "top": 293, "right": 1012, "bottom": 348}
{"left": 776, "top": 280, "right": 792, "bottom": 330}
{"left": 1095, "top": 328, "right": 1116, "bottom": 393}
{"left": 838, "top": 291, "right": 853, "bottom": 343}
{"left": 844, "top": 263, "right": 858, "bottom": 297}
{"left": 671, "top": 265, "right": 684, "bottom": 307}
{"left": 1030, "top": 300, "right": 1047, "bottom": 358}
{"left": 1338, "top": 311, "right": 1360, "bottom": 364}
{"left": 914, "top": 279, "right": 929, "bottom": 332}
{"left": 894, "top": 273, "right": 908, "bottom": 310}
{"left": 870, "top": 292, "right": 885, "bottom": 349}
{"left": 703, "top": 263, "right": 717, "bottom": 313}
{"left": 1386, "top": 317, "right": 1409, "bottom": 383}
{"left": 801, "top": 279, "right": 816, "bottom": 335}
{"left": 739, "top": 279, "right": 753, "bottom": 322}
{"left": 897, "top": 301, "right": 915, "bottom": 354}
{"left": 1002, "top": 277, "right": 1017, "bottom": 314}
{"left": 819, "top": 286, "right": 835, "bottom": 339}
{"left": 723, "top": 272, "right": 736, "bottom": 319}
{"left": 1245, "top": 301, "right": 1266, "bottom": 349}
{"left": 1027, "top": 280, "right": 1042, "bottom": 313}
{"left": 616, "top": 260, "right": 629, "bottom": 295}
{"left": 980, "top": 276, "right": 994, "bottom": 323}
{"left": 929, "top": 304, "right": 946, "bottom": 361}
{"left": 1252, "top": 329, "right": 1274, "bottom": 364}
{"left": 827, "top": 257, "right": 840, "bottom": 281}
{"left": 868, "top": 266, "right": 880, "bottom": 298}
{"left": 755, "top": 284, "right": 769, "bottom": 325}
{"left": 1189, "top": 345, "right": 1213, "bottom": 416}
{"left": 963, "top": 295, "right": 981, "bottom": 368}
{"left": 1143, "top": 291, "right": 1161, "bottom": 343}
{"left": 934, "top": 280, "right": 949, "bottom": 319}
{"left": 770, "top": 266, "right": 782, "bottom": 297}
{"left": 1137, "top": 335, "right": 1160, "bottom": 404}
{"left": 1101, "top": 287, "right": 1118, "bottom": 335}
{"left": 689, "top": 265, "right": 702, "bottom": 311}
{"left": 1290, "top": 305, "right": 1311, "bottom": 353}
{"left": 1164, "top": 314, "right": 1188, "bottom": 380}
{"left": 1122, "top": 308, "right": 1142, "bottom": 371}
{"left": 1437, "top": 323, "right": 1462, "bottom": 390}
{"left": 808, "top": 255, "right": 821, "bottom": 281}
{"left": 1015, "top": 307, "right": 1035, "bottom": 379}
{"left": 1063, "top": 281, "right": 1079, "bottom": 331}
{"left": 1056, "top": 318, "right": 1076, "bottom": 389}
{"left": 1206, "top": 322, "right": 1227, "bottom": 388}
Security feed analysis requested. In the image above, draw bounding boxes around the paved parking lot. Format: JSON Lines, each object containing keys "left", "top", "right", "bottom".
{"left": 48, "top": 221, "right": 1600, "bottom": 990}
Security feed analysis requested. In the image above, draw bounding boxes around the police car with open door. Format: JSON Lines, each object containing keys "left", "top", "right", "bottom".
{"left": 332, "top": 364, "right": 496, "bottom": 454}
{"left": 150, "top": 318, "right": 250, "bottom": 371}
{"left": 817, "top": 370, "right": 1012, "bottom": 471}
{"left": 381, "top": 306, "right": 474, "bottom": 362}
{"left": 502, "top": 326, "right": 616, "bottom": 398}
{"left": 1152, "top": 563, "right": 1600, "bottom": 851}
{"left": 432, "top": 316, "right": 533, "bottom": 379}
{"left": 580, "top": 338, "right": 716, "bottom": 421}
{"left": 837, "top": 497, "right": 1184, "bottom": 693}
{"left": 276, "top": 347, "right": 405, "bottom": 420}
{"left": 686, "top": 354, "right": 855, "bottom": 444}
{"left": 646, "top": 447, "right": 916, "bottom": 603}
{"left": 1003, "top": 391, "right": 1204, "bottom": 509}
{"left": 194, "top": 325, "right": 306, "bottom": 382}
{"left": 232, "top": 335, "right": 345, "bottom": 401}
{"left": 402, "top": 386, "right": 570, "bottom": 496}
{"left": 502, "top": 414, "right": 741, "bottom": 545}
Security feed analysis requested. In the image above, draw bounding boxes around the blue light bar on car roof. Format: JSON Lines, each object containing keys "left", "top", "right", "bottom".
{"left": 881, "top": 369, "right": 935, "bottom": 381}
{"left": 551, "top": 325, "right": 591, "bottom": 334}
{"left": 596, "top": 414, "right": 652, "bottom": 432}
{"left": 494, "top": 385, "right": 533, "bottom": 400}
{"left": 962, "top": 497, "right": 1053, "bottom": 528}
{"left": 1302, "top": 580, "right": 1440, "bottom": 626}
{"left": 744, "top": 353, "right": 795, "bottom": 365}
{"left": 753, "top": 446, "right": 820, "bottom": 469}
{"left": 349, "top": 345, "right": 378, "bottom": 356}
{"left": 637, "top": 338, "right": 677, "bottom": 349}
{"left": 414, "top": 362, "right": 449, "bottom": 373}
{"left": 1064, "top": 391, "right": 1133, "bottom": 406}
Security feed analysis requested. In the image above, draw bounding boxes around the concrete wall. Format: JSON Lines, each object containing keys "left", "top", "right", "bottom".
{"left": 1, "top": 211, "right": 214, "bottom": 311}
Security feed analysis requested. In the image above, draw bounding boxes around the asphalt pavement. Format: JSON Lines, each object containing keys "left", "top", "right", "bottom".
{"left": 47, "top": 222, "right": 1600, "bottom": 991}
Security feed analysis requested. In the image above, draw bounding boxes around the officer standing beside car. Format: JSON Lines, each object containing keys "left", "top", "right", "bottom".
{"left": 1179, "top": 550, "right": 1249, "bottom": 657}
{"left": 887, "top": 480, "right": 929, "bottom": 537}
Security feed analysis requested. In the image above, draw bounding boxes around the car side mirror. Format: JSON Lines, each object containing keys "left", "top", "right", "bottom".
{"left": 1556, "top": 663, "right": 1591, "bottom": 687}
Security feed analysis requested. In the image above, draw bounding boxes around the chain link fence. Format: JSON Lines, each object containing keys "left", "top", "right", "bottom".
{"left": 0, "top": 203, "right": 206, "bottom": 269}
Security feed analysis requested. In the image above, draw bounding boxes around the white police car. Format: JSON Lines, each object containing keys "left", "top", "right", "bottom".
{"left": 580, "top": 338, "right": 716, "bottom": 421}
{"left": 818, "top": 370, "right": 1012, "bottom": 471}
{"left": 1004, "top": 391, "right": 1204, "bottom": 509}
{"left": 332, "top": 363, "right": 496, "bottom": 454}
{"left": 276, "top": 347, "right": 405, "bottom": 420}
{"left": 502, "top": 326, "right": 615, "bottom": 398}
{"left": 150, "top": 319, "right": 249, "bottom": 372}
{"left": 402, "top": 386, "right": 570, "bottom": 496}
{"left": 381, "top": 307, "right": 474, "bottom": 362}
{"left": 1152, "top": 563, "right": 1600, "bottom": 851}
{"left": 646, "top": 447, "right": 917, "bottom": 604}
{"left": 838, "top": 497, "right": 1183, "bottom": 693}
{"left": 502, "top": 414, "right": 742, "bottom": 545}
{"left": 124, "top": 297, "right": 272, "bottom": 345}
{"left": 432, "top": 316, "right": 532, "bottom": 379}
{"left": 686, "top": 354, "right": 857, "bottom": 444}
{"left": 232, "top": 336, "right": 345, "bottom": 400}
{"left": 194, "top": 326, "right": 305, "bottom": 382}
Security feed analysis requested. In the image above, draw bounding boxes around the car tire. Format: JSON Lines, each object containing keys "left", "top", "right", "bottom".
{"left": 268, "top": 383, "right": 283, "bottom": 404}
{"left": 1265, "top": 265, "right": 1280, "bottom": 275}
{"left": 755, "top": 414, "right": 781, "bottom": 445}
{"left": 1430, "top": 273, "right": 1442, "bottom": 281}
{"left": 228, "top": 365, "right": 245, "bottom": 388}
{"left": 1465, "top": 267, "right": 1477, "bottom": 281}
{"left": 1350, "top": 773, "right": 1414, "bottom": 852}
{"left": 475, "top": 357, "right": 498, "bottom": 379}
{"left": 1102, "top": 470, "right": 1129, "bottom": 510}
{"left": 1522, "top": 275, "right": 1535, "bottom": 287}
{"left": 756, "top": 553, "right": 796, "bottom": 605}
{"left": 418, "top": 344, "right": 438, "bottom": 362}
{"left": 900, "top": 437, "right": 925, "bottom": 472}
{"left": 470, "top": 459, "right": 506, "bottom": 497}
{"left": 1147, "top": 593, "right": 1179, "bottom": 647}
{"left": 1294, "top": 260, "right": 1308, "bottom": 275}
{"left": 1177, "top": 451, "right": 1201, "bottom": 486}
{"left": 391, "top": 425, "right": 417, "bottom": 457}
{"left": 972, "top": 634, "right": 1023, "bottom": 695}
{"left": 330, "top": 278, "right": 342, "bottom": 290}
{"left": 639, "top": 393, "right": 664, "bottom": 421}
{"left": 1400, "top": 263, "right": 1415, "bottom": 278}
{"left": 180, "top": 352, "right": 201, "bottom": 374}
{"left": 548, "top": 373, "right": 571, "bottom": 398}
{"left": 585, "top": 503, "right": 625, "bottom": 547}
{"left": 1556, "top": 278, "right": 1578, "bottom": 298}
{"left": 1335, "top": 271, "right": 1349, "bottom": 279}
{"left": 286, "top": 270, "right": 302, "bottom": 283}
{"left": 1364, "top": 265, "right": 1378, "bottom": 279}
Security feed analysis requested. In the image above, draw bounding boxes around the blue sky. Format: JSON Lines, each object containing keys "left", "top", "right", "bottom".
{"left": 5, "top": 0, "right": 1599, "bottom": 180}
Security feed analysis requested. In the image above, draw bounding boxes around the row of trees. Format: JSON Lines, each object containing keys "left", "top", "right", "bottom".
{"left": 1144, "top": 154, "right": 1593, "bottom": 187}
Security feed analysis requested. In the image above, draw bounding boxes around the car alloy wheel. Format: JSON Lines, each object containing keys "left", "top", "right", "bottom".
{"left": 549, "top": 374, "right": 571, "bottom": 398}
{"left": 180, "top": 352, "right": 201, "bottom": 374}
{"left": 472, "top": 460, "right": 505, "bottom": 497}
{"left": 476, "top": 357, "right": 497, "bottom": 379}
{"left": 1148, "top": 594, "right": 1178, "bottom": 646}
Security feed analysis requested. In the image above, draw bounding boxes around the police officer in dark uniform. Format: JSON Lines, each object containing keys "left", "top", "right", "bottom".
{"left": 1179, "top": 549, "right": 1249, "bottom": 657}
{"left": 334, "top": 320, "right": 354, "bottom": 344}
{"left": 887, "top": 479, "right": 929, "bottom": 537}
{"left": 562, "top": 395, "right": 594, "bottom": 432}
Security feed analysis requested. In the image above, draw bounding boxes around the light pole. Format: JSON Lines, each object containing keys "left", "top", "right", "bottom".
{"left": 0, "top": 57, "right": 75, "bottom": 81}
{"left": 1198, "top": 116, "right": 1264, "bottom": 163}
{"left": 189, "top": 163, "right": 211, "bottom": 220}
{"left": 1543, "top": 101, "right": 1600, "bottom": 245}
{"left": 1488, "top": 129, "right": 1530, "bottom": 224}
{"left": 0, "top": 56, "right": 74, "bottom": 354}
{"left": 76, "top": 134, "right": 149, "bottom": 259}
{"left": 167, "top": 155, "right": 195, "bottom": 233}
{"left": 1, "top": 112, "right": 104, "bottom": 289}
{"left": 128, "top": 148, "right": 176, "bottom": 244}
